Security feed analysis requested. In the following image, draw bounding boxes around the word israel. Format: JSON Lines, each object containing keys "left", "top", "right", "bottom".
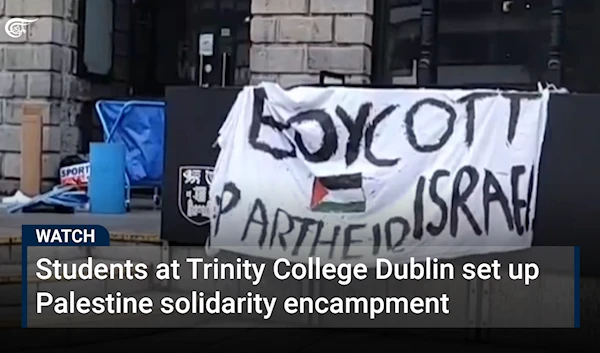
{"left": 208, "top": 83, "right": 550, "bottom": 265}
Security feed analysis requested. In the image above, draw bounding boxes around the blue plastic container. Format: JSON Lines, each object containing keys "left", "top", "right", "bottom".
{"left": 89, "top": 142, "right": 126, "bottom": 214}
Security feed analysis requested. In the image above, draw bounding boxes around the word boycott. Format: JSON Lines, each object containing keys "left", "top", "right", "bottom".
{"left": 249, "top": 88, "right": 540, "bottom": 167}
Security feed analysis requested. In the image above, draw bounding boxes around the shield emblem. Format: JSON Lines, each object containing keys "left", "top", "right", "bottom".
{"left": 178, "top": 166, "right": 214, "bottom": 226}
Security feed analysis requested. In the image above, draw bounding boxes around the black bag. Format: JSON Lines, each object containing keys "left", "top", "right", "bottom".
{"left": 59, "top": 155, "right": 87, "bottom": 169}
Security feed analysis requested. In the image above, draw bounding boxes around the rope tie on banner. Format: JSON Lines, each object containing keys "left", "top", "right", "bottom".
{"left": 537, "top": 82, "right": 569, "bottom": 94}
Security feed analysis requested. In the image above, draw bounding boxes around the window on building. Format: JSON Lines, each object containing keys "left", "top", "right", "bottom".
{"left": 77, "top": 0, "right": 114, "bottom": 79}
{"left": 563, "top": 0, "right": 600, "bottom": 93}
{"left": 373, "top": 0, "right": 422, "bottom": 84}
{"left": 437, "top": 0, "right": 551, "bottom": 85}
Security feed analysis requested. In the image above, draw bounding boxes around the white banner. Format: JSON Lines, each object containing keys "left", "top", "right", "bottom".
{"left": 208, "top": 83, "right": 550, "bottom": 265}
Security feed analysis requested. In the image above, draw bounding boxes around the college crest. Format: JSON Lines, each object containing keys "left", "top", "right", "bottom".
{"left": 178, "top": 166, "right": 214, "bottom": 226}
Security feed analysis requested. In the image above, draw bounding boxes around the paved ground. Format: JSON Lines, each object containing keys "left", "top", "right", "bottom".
{"left": 3, "top": 326, "right": 560, "bottom": 353}
{"left": 0, "top": 202, "right": 161, "bottom": 240}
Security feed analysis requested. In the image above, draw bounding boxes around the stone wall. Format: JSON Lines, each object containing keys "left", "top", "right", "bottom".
{"left": 250, "top": 0, "right": 373, "bottom": 87}
{"left": 0, "top": 0, "right": 130, "bottom": 194}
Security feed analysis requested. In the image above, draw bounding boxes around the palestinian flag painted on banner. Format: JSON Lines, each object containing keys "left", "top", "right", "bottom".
{"left": 311, "top": 173, "right": 366, "bottom": 213}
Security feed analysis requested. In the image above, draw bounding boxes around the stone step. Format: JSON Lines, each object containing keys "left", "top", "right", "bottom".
{"left": 0, "top": 233, "right": 163, "bottom": 265}
{"left": 0, "top": 233, "right": 161, "bottom": 247}
{"left": 5, "top": 290, "right": 210, "bottom": 328}
{"left": 0, "top": 258, "right": 159, "bottom": 306}
{"left": 0, "top": 237, "right": 21, "bottom": 264}
{"left": 0, "top": 306, "right": 19, "bottom": 328}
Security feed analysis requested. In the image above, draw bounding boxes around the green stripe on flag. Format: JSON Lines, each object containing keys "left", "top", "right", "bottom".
{"left": 312, "top": 201, "right": 366, "bottom": 213}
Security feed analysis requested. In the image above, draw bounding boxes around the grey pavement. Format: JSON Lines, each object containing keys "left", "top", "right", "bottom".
{"left": 3, "top": 325, "right": 559, "bottom": 353}
{"left": 0, "top": 204, "right": 161, "bottom": 239}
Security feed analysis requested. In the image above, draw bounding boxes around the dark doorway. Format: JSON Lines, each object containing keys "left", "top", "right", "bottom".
{"left": 372, "top": 0, "right": 555, "bottom": 88}
{"left": 372, "top": 0, "right": 422, "bottom": 85}
{"left": 131, "top": 0, "right": 251, "bottom": 96}
{"left": 436, "top": 0, "right": 551, "bottom": 86}
{"left": 563, "top": 0, "right": 600, "bottom": 93}
{"left": 184, "top": 0, "right": 251, "bottom": 87}
{"left": 130, "top": 0, "right": 160, "bottom": 96}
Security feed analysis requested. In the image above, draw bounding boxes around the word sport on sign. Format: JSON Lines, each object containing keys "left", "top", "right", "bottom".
{"left": 208, "top": 83, "right": 551, "bottom": 265}
{"left": 60, "top": 162, "right": 90, "bottom": 188}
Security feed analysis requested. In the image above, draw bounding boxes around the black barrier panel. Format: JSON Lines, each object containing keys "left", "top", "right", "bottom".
{"left": 535, "top": 93, "right": 600, "bottom": 271}
{"left": 161, "top": 87, "right": 242, "bottom": 244}
{"left": 161, "top": 87, "right": 600, "bottom": 271}
{"left": 535, "top": 93, "right": 600, "bottom": 244}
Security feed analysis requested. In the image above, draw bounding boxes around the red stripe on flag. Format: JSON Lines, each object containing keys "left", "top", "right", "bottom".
{"left": 311, "top": 178, "right": 329, "bottom": 209}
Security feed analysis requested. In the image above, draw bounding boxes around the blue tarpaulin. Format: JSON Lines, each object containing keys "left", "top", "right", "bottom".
{"left": 95, "top": 100, "right": 165, "bottom": 188}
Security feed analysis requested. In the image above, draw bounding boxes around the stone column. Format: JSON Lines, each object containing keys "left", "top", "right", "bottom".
{"left": 418, "top": 0, "right": 437, "bottom": 85}
{"left": 546, "top": 0, "right": 564, "bottom": 85}
{"left": 0, "top": 0, "right": 130, "bottom": 194}
{"left": 250, "top": 0, "right": 374, "bottom": 88}
{"left": 0, "top": 0, "right": 77, "bottom": 192}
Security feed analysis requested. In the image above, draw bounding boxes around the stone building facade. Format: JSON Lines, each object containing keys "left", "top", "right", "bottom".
{"left": 0, "top": 0, "right": 374, "bottom": 194}
{"left": 250, "top": 0, "right": 373, "bottom": 86}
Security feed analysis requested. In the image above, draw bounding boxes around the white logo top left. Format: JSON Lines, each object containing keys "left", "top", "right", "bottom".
{"left": 4, "top": 18, "right": 38, "bottom": 39}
